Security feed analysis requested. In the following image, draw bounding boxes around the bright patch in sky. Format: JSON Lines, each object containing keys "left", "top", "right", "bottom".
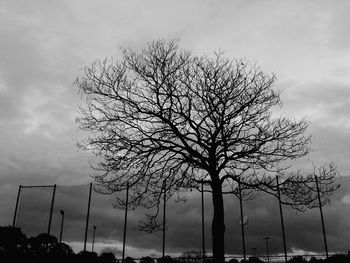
{"left": 342, "top": 195, "right": 350, "bottom": 205}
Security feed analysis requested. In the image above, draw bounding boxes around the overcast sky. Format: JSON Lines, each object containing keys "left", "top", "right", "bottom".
{"left": 1, "top": 0, "right": 350, "bottom": 259}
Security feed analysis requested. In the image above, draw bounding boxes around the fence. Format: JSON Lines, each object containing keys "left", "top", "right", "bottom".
{"left": 10, "top": 179, "right": 345, "bottom": 262}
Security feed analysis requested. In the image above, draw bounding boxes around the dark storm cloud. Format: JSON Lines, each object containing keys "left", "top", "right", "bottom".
{"left": 6, "top": 177, "right": 350, "bottom": 257}
{"left": 237, "top": 177, "right": 350, "bottom": 254}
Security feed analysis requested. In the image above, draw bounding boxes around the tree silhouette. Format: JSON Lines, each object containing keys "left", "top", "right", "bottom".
{"left": 51, "top": 242, "right": 74, "bottom": 257}
{"left": 99, "top": 252, "right": 116, "bottom": 263}
{"left": 76, "top": 39, "right": 338, "bottom": 263}
{"left": 140, "top": 256, "right": 156, "bottom": 263}
{"left": 0, "top": 229, "right": 74, "bottom": 263}
{"left": 288, "top": 256, "right": 307, "bottom": 263}
{"left": 0, "top": 226, "right": 27, "bottom": 262}
{"left": 76, "top": 250, "right": 98, "bottom": 263}
{"left": 28, "top": 233, "right": 59, "bottom": 257}
{"left": 248, "top": 257, "right": 264, "bottom": 263}
{"left": 157, "top": 255, "right": 174, "bottom": 263}
{"left": 0, "top": 226, "right": 27, "bottom": 253}
{"left": 180, "top": 250, "right": 202, "bottom": 262}
{"left": 125, "top": 256, "right": 137, "bottom": 263}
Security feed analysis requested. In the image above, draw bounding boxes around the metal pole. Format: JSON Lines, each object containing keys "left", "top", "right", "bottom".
{"left": 92, "top": 226, "right": 97, "bottom": 252}
{"left": 276, "top": 176, "right": 287, "bottom": 263}
{"left": 84, "top": 182, "right": 93, "bottom": 251}
{"left": 122, "top": 182, "right": 129, "bottom": 263}
{"left": 59, "top": 210, "right": 65, "bottom": 244}
{"left": 47, "top": 184, "right": 56, "bottom": 235}
{"left": 264, "top": 237, "right": 270, "bottom": 263}
{"left": 12, "top": 185, "right": 22, "bottom": 227}
{"left": 21, "top": 185, "right": 55, "bottom": 188}
{"left": 162, "top": 180, "right": 166, "bottom": 260}
{"left": 201, "top": 180, "right": 205, "bottom": 261}
{"left": 238, "top": 182, "right": 246, "bottom": 261}
{"left": 315, "top": 175, "right": 329, "bottom": 258}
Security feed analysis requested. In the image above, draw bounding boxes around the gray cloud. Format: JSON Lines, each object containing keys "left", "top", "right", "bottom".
{"left": 282, "top": 82, "right": 350, "bottom": 119}
{"left": 279, "top": 81, "right": 350, "bottom": 175}
{"left": 101, "top": 246, "right": 123, "bottom": 256}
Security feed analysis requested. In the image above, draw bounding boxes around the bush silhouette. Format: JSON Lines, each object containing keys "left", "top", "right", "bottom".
{"left": 0, "top": 226, "right": 27, "bottom": 253}
{"left": 99, "top": 252, "right": 116, "bottom": 263}
{"left": 287, "top": 256, "right": 307, "bottom": 263}
{"left": 140, "top": 256, "right": 156, "bottom": 263}
{"left": 180, "top": 250, "right": 202, "bottom": 261}
{"left": 27, "top": 233, "right": 59, "bottom": 256}
{"left": 0, "top": 226, "right": 28, "bottom": 262}
{"left": 309, "top": 257, "right": 323, "bottom": 263}
{"left": 324, "top": 254, "right": 350, "bottom": 263}
{"left": 51, "top": 242, "right": 74, "bottom": 257}
{"left": 125, "top": 256, "right": 137, "bottom": 263}
{"left": 76, "top": 250, "right": 98, "bottom": 263}
{"left": 157, "top": 255, "right": 174, "bottom": 263}
{"left": 248, "top": 257, "right": 264, "bottom": 263}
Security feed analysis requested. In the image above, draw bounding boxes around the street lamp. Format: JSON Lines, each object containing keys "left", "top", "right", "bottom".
{"left": 59, "top": 210, "right": 65, "bottom": 244}
{"left": 263, "top": 237, "right": 270, "bottom": 263}
{"left": 92, "top": 226, "right": 97, "bottom": 252}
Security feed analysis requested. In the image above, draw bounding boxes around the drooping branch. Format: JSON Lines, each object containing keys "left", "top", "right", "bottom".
{"left": 227, "top": 163, "right": 339, "bottom": 211}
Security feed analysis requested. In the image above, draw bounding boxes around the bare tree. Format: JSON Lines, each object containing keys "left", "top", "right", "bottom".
{"left": 75, "top": 39, "right": 338, "bottom": 263}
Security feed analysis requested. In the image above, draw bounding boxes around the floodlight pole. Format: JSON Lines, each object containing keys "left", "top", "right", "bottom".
{"left": 47, "top": 184, "right": 56, "bottom": 235}
{"left": 315, "top": 174, "right": 329, "bottom": 258}
{"left": 12, "top": 185, "right": 22, "bottom": 227}
{"left": 276, "top": 176, "right": 287, "bottom": 263}
{"left": 122, "top": 182, "right": 129, "bottom": 263}
{"left": 263, "top": 237, "right": 270, "bottom": 263}
{"left": 92, "top": 226, "right": 97, "bottom": 252}
{"left": 84, "top": 182, "right": 93, "bottom": 252}
{"left": 201, "top": 180, "right": 206, "bottom": 261}
{"left": 162, "top": 179, "right": 166, "bottom": 260}
{"left": 238, "top": 181, "right": 246, "bottom": 261}
{"left": 59, "top": 210, "right": 65, "bottom": 244}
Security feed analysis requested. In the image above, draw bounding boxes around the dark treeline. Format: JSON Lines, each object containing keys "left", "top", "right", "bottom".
{"left": 0, "top": 226, "right": 349, "bottom": 263}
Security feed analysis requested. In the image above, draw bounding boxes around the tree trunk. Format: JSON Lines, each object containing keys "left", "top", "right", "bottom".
{"left": 211, "top": 180, "right": 225, "bottom": 263}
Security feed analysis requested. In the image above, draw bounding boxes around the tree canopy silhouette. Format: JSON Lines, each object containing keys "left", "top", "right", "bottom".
{"left": 76, "top": 39, "right": 338, "bottom": 263}
{"left": 0, "top": 226, "right": 27, "bottom": 253}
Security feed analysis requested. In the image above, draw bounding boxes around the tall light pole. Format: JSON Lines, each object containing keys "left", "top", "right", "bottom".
{"left": 92, "top": 226, "right": 97, "bottom": 252}
{"left": 162, "top": 180, "right": 166, "bottom": 260}
{"left": 238, "top": 181, "right": 247, "bottom": 261}
{"left": 263, "top": 237, "right": 270, "bottom": 263}
{"left": 201, "top": 180, "right": 205, "bottom": 261}
{"left": 276, "top": 176, "right": 287, "bottom": 263}
{"left": 122, "top": 182, "right": 129, "bottom": 263}
{"left": 12, "top": 185, "right": 22, "bottom": 227}
{"left": 59, "top": 210, "right": 65, "bottom": 244}
{"left": 47, "top": 184, "right": 57, "bottom": 235}
{"left": 84, "top": 182, "right": 93, "bottom": 252}
{"left": 315, "top": 174, "right": 329, "bottom": 258}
